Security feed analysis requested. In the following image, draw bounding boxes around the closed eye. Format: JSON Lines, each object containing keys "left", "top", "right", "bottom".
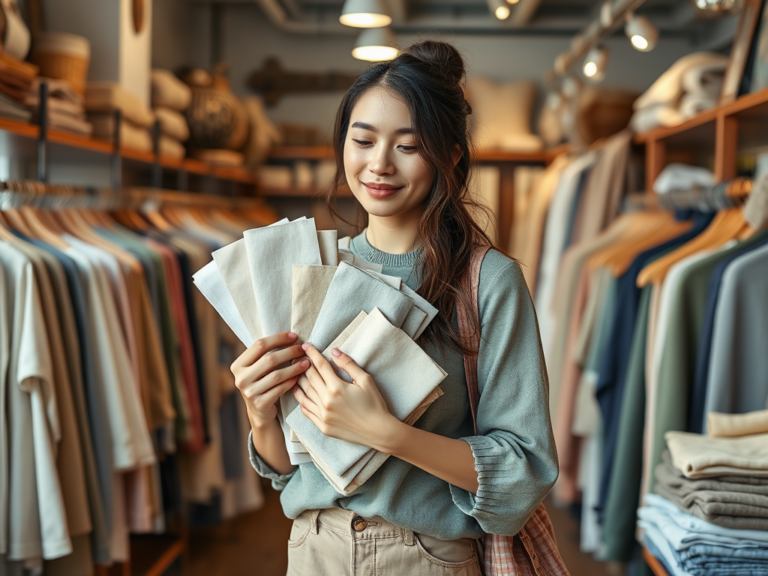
{"left": 398, "top": 145, "right": 417, "bottom": 152}
{"left": 352, "top": 139, "right": 372, "bottom": 146}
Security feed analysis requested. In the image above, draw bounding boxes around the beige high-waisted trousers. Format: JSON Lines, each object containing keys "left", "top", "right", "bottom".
{"left": 286, "top": 508, "right": 482, "bottom": 576}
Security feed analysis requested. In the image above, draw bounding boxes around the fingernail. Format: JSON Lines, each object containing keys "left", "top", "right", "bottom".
{"left": 301, "top": 342, "right": 309, "bottom": 351}
{"left": 301, "top": 359, "right": 310, "bottom": 368}
{"left": 331, "top": 348, "right": 342, "bottom": 357}
{"left": 288, "top": 332, "right": 297, "bottom": 339}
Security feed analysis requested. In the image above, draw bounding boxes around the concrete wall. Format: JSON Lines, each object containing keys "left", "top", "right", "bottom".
{"left": 153, "top": 2, "right": 701, "bottom": 140}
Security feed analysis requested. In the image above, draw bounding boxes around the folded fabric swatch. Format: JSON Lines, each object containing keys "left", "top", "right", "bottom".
{"left": 359, "top": 270, "right": 436, "bottom": 339}
{"left": 654, "top": 482, "right": 768, "bottom": 531}
{"left": 317, "top": 230, "right": 338, "bottom": 266}
{"left": 290, "top": 265, "right": 337, "bottom": 343}
{"left": 155, "top": 106, "right": 190, "bottom": 141}
{"left": 630, "top": 104, "right": 683, "bottom": 133}
{"left": 364, "top": 269, "right": 401, "bottom": 289}
{"left": 658, "top": 451, "right": 768, "bottom": 494}
{"left": 634, "top": 52, "right": 727, "bottom": 110}
{"left": 666, "top": 431, "right": 768, "bottom": 478}
{"left": 338, "top": 249, "right": 383, "bottom": 273}
{"left": 338, "top": 236, "right": 351, "bottom": 251}
{"left": 244, "top": 217, "right": 322, "bottom": 336}
{"left": 288, "top": 307, "right": 447, "bottom": 477}
{"left": 708, "top": 410, "right": 768, "bottom": 439}
{"left": 654, "top": 163, "right": 715, "bottom": 195}
{"left": 193, "top": 260, "right": 252, "bottom": 346}
{"left": 212, "top": 239, "right": 262, "bottom": 344}
{"left": 308, "top": 262, "right": 415, "bottom": 352}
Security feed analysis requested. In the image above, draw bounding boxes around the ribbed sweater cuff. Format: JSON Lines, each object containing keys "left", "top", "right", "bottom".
{"left": 450, "top": 435, "right": 508, "bottom": 518}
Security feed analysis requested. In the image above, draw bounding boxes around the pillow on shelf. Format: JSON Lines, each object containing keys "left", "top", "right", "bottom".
{"left": 466, "top": 76, "right": 542, "bottom": 152}
{"left": 151, "top": 69, "right": 192, "bottom": 111}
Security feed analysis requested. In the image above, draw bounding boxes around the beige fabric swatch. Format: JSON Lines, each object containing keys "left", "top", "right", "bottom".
{"left": 212, "top": 239, "right": 262, "bottom": 343}
{"left": 666, "top": 431, "right": 768, "bottom": 478}
{"left": 317, "top": 230, "right": 339, "bottom": 266}
{"left": 708, "top": 410, "right": 768, "bottom": 438}
{"left": 290, "top": 265, "right": 338, "bottom": 343}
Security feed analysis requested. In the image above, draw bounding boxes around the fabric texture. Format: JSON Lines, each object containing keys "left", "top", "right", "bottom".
{"left": 212, "top": 239, "right": 262, "bottom": 344}
{"left": 708, "top": 410, "right": 768, "bottom": 438}
{"left": 290, "top": 265, "right": 337, "bottom": 343}
{"left": 666, "top": 431, "right": 768, "bottom": 478}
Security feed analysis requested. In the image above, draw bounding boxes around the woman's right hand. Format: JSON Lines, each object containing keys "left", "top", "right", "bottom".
{"left": 230, "top": 332, "right": 311, "bottom": 426}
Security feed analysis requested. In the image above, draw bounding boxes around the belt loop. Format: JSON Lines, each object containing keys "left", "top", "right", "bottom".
{"left": 309, "top": 510, "right": 321, "bottom": 535}
{"left": 403, "top": 528, "right": 415, "bottom": 546}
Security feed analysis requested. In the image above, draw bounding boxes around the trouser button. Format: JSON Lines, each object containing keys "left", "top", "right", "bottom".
{"left": 352, "top": 516, "right": 368, "bottom": 532}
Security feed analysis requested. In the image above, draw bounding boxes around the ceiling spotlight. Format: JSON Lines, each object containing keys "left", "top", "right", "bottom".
{"left": 625, "top": 14, "right": 658, "bottom": 52}
{"left": 488, "top": 0, "right": 510, "bottom": 20}
{"left": 340, "top": 0, "right": 392, "bottom": 28}
{"left": 582, "top": 46, "right": 608, "bottom": 81}
{"left": 691, "top": 0, "right": 743, "bottom": 16}
{"left": 352, "top": 27, "right": 399, "bottom": 61}
{"left": 506, "top": 0, "right": 520, "bottom": 4}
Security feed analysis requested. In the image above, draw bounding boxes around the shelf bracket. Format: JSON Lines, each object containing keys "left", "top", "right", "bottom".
{"left": 112, "top": 109, "right": 122, "bottom": 190}
{"left": 37, "top": 81, "right": 48, "bottom": 182}
{"left": 151, "top": 119, "right": 162, "bottom": 188}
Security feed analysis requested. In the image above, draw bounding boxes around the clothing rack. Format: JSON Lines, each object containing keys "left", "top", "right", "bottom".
{"left": 622, "top": 177, "right": 752, "bottom": 212}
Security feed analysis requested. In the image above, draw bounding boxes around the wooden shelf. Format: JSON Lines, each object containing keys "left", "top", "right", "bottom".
{"left": 643, "top": 547, "right": 670, "bottom": 576}
{"left": 268, "top": 145, "right": 566, "bottom": 164}
{"left": 0, "top": 116, "right": 257, "bottom": 185}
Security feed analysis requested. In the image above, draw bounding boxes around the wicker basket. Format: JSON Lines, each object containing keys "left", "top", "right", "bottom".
{"left": 30, "top": 33, "right": 90, "bottom": 95}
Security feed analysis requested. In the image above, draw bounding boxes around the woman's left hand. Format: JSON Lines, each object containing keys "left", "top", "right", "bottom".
{"left": 292, "top": 343, "right": 400, "bottom": 450}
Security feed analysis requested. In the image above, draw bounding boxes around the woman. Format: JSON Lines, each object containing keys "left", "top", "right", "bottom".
{"left": 230, "top": 40, "right": 558, "bottom": 575}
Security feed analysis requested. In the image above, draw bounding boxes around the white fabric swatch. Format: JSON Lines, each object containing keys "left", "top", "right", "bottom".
{"left": 193, "top": 261, "right": 253, "bottom": 347}
{"left": 317, "top": 230, "right": 338, "bottom": 266}
{"left": 212, "top": 239, "right": 263, "bottom": 342}
{"left": 244, "top": 218, "right": 322, "bottom": 336}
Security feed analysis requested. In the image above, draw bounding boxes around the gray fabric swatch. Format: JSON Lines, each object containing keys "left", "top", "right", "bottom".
{"left": 317, "top": 231, "right": 339, "bottom": 266}
{"left": 307, "top": 262, "right": 414, "bottom": 351}
{"left": 288, "top": 308, "right": 447, "bottom": 476}
{"left": 244, "top": 218, "right": 322, "bottom": 336}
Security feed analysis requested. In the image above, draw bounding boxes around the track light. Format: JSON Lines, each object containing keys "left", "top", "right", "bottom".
{"left": 352, "top": 27, "right": 399, "bottom": 62}
{"left": 625, "top": 14, "right": 658, "bottom": 52}
{"left": 583, "top": 46, "right": 608, "bottom": 81}
{"left": 488, "top": 0, "right": 510, "bottom": 20}
{"left": 340, "top": 0, "right": 391, "bottom": 28}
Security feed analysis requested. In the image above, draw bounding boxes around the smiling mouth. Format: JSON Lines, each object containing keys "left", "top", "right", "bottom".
{"left": 362, "top": 182, "right": 403, "bottom": 198}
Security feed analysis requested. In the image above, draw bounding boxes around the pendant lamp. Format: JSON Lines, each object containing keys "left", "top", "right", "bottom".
{"left": 352, "top": 27, "right": 399, "bottom": 62}
{"left": 340, "top": 0, "right": 392, "bottom": 28}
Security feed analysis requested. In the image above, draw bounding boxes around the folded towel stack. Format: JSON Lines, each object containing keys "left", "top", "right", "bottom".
{"left": 151, "top": 70, "right": 192, "bottom": 160}
{"left": 630, "top": 53, "right": 728, "bottom": 134}
{"left": 641, "top": 416, "right": 768, "bottom": 575}
{"left": 86, "top": 82, "right": 157, "bottom": 153}
{"left": 25, "top": 77, "right": 92, "bottom": 135}
{"left": 0, "top": 52, "right": 38, "bottom": 122}
{"left": 192, "top": 217, "right": 446, "bottom": 495}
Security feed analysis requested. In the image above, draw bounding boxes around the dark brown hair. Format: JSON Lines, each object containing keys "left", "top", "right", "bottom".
{"left": 327, "top": 40, "right": 493, "bottom": 353}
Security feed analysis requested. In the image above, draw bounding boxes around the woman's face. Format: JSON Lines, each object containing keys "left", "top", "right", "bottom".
{"left": 343, "top": 86, "right": 436, "bottom": 219}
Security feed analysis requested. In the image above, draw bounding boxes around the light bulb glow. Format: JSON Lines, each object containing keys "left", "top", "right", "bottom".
{"left": 583, "top": 61, "right": 598, "bottom": 77}
{"left": 631, "top": 34, "right": 649, "bottom": 50}
{"left": 352, "top": 45, "right": 399, "bottom": 61}
{"left": 506, "top": 0, "right": 520, "bottom": 4}
{"left": 495, "top": 5, "right": 510, "bottom": 19}
{"left": 339, "top": 12, "right": 392, "bottom": 27}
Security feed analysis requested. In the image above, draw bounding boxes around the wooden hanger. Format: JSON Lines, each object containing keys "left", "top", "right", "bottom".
{"left": 637, "top": 207, "right": 749, "bottom": 287}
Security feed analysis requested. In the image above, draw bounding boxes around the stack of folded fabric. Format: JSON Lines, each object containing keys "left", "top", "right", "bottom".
{"left": 151, "top": 69, "right": 192, "bottom": 159}
{"left": 192, "top": 218, "right": 445, "bottom": 495}
{"left": 0, "top": 51, "right": 38, "bottom": 121}
{"left": 85, "top": 82, "right": 156, "bottom": 152}
{"left": 640, "top": 417, "right": 768, "bottom": 574}
{"left": 24, "top": 77, "right": 92, "bottom": 135}
{"left": 631, "top": 53, "right": 728, "bottom": 134}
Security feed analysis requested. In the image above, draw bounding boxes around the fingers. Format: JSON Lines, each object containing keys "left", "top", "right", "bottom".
{"left": 236, "top": 357, "right": 309, "bottom": 400}
{"left": 298, "top": 370, "right": 324, "bottom": 406}
{"left": 302, "top": 344, "right": 339, "bottom": 384}
{"left": 231, "top": 332, "right": 298, "bottom": 370}
{"left": 252, "top": 344, "right": 307, "bottom": 381}
{"left": 293, "top": 385, "right": 322, "bottom": 422}
{"left": 330, "top": 348, "right": 370, "bottom": 386}
{"left": 257, "top": 376, "right": 301, "bottom": 409}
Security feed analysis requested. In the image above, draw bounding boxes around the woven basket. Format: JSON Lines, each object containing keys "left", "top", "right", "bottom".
{"left": 30, "top": 33, "right": 90, "bottom": 95}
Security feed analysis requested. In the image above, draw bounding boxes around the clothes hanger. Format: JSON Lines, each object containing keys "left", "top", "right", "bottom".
{"left": 607, "top": 213, "right": 692, "bottom": 276}
{"left": 587, "top": 212, "right": 669, "bottom": 272}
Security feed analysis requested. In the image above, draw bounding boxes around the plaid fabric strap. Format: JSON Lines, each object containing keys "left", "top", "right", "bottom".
{"left": 457, "top": 246, "right": 570, "bottom": 576}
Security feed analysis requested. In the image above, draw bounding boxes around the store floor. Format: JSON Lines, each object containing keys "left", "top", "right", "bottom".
{"left": 187, "top": 483, "right": 618, "bottom": 576}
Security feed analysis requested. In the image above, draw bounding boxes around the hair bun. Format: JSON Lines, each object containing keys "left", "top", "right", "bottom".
{"left": 404, "top": 40, "right": 466, "bottom": 86}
